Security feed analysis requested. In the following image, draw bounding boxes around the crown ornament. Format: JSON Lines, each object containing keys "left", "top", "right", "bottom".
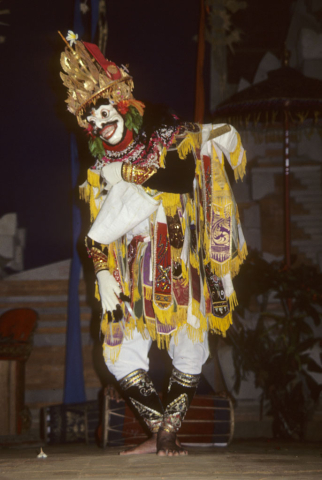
{"left": 59, "top": 31, "right": 135, "bottom": 128}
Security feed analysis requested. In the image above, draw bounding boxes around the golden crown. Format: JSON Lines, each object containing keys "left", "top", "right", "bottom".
{"left": 59, "top": 31, "right": 134, "bottom": 128}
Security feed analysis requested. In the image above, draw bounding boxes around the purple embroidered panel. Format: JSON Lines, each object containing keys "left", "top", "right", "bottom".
{"left": 210, "top": 205, "right": 232, "bottom": 265}
{"left": 156, "top": 318, "right": 177, "bottom": 335}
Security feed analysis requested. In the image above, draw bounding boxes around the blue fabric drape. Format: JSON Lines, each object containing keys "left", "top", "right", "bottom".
{"left": 64, "top": 133, "right": 86, "bottom": 404}
{"left": 63, "top": 0, "right": 100, "bottom": 404}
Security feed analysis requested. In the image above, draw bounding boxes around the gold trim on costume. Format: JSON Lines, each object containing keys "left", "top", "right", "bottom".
{"left": 121, "top": 163, "right": 157, "bottom": 184}
{"left": 128, "top": 397, "right": 163, "bottom": 433}
{"left": 162, "top": 393, "right": 189, "bottom": 432}
{"left": 90, "top": 247, "right": 109, "bottom": 274}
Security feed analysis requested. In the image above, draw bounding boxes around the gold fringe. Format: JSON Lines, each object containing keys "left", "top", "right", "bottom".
{"left": 195, "top": 160, "right": 203, "bottom": 188}
{"left": 145, "top": 318, "right": 157, "bottom": 340}
{"left": 154, "top": 192, "right": 181, "bottom": 216}
{"left": 103, "top": 344, "right": 122, "bottom": 364}
{"left": 95, "top": 281, "right": 100, "bottom": 301}
{"left": 208, "top": 311, "right": 233, "bottom": 337}
{"left": 124, "top": 282, "right": 130, "bottom": 297}
{"left": 90, "top": 189, "right": 100, "bottom": 221}
{"left": 79, "top": 181, "right": 91, "bottom": 203}
{"left": 174, "top": 306, "right": 189, "bottom": 327}
{"left": 79, "top": 170, "right": 104, "bottom": 221}
{"left": 233, "top": 150, "right": 247, "bottom": 182}
{"left": 228, "top": 133, "right": 247, "bottom": 182}
{"left": 209, "top": 239, "right": 247, "bottom": 279}
{"left": 186, "top": 323, "right": 205, "bottom": 344}
{"left": 191, "top": 298, "right": 206, "bottom": 325}
{"left": 228, "top": 291, "right": 238, "bottom": 311}
{"left": 185, "top": 199, "right": 196, "bottom": 222}
{"left": 199, "top": 202, "right": 204, "bottom": 222}
{"left": 159, "top": 146, "right": 168, "bottom": 168}
{"left": 79, "top": 182, "right": 100, "bottom": 221}
{"left": 136, "top": 317, "right": 149, "bottom": 339}
{"left": 230, "top": 132, "right": 242, "bottom": 168}
{"left": 177, "top": 134, "right": 194, "bottom": 160}
{"left": 133, "top": 285, "right": 141, "bottom": 302}
{"left": 156, "top": 333, "right": 171, "bottom": 350}
{"left": 87, "top": 169, "right": 100, "bottom": 187}
{"left": 212, "top": 196, "right": 233, "bottom": 210}
{"left": 176, "top": 132, "right": 202, "bottom": 160}
{"left": 210, "top": 256, "right": 239, "bottom": 279}
{"left": 100, "top": 314, "right": 109, "bottom": 335}
{"left": 152, "top": 301, "right": 176, "bottom": 325}
{"left": 238, "top": 241, "right": 248, "bottom": 264}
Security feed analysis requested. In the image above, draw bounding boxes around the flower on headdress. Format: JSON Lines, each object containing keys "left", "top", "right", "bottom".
{"left": 117, "top": 100, "right": 130, "bottom": 115}
{"left": 66, "top": 30, "right": 78, "bottom": 46}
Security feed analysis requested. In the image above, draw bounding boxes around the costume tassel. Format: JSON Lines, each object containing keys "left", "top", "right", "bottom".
{"left": 208, "top": 312, "right": 233, "bottom": 337}
{"left": 177, "top": 134, "right": 194, "bottom": 159}
{"left": 146, "top": 320, "right": 157, "bottom": 340}
{"left": 133, "top": 285, "right": 141, "bottom": 302}
{"left": 159, "top": 146, "right": 168, "bottom": 168}
{"left": 227, "top": 291, "right": 238, "bottom": 311}
{"left": 191, "top": 298, "right": 206, "bottom": 325}
{"left": 156, "top": 333, "right": 171, "bottom": 350}
{"left": 234, "top": 150, "right": 247, "bottom": 182}
{"left": 229, "top": 133, "right": 247, "bottom": 182}
{"left": 103, "top": 344, "right": 122, "bottom": 364}
{"left": 238, "top": 240, "right": 248, "bottom": 263}
{"left": 186, "top": 324, "right": 205, "bottom": 343}
{"left": 152, "top": 301, "right": 176, "bottom": 325}
{"left": 87, "top": 169, "right": 101, "bottom": 187}
{"left": 156, "top": 192, "right": 181, "bottom": 216}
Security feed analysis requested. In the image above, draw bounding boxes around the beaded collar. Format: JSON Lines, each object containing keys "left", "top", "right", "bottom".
{"left": 92, "top": 124, "right": 179, "bottom": 171}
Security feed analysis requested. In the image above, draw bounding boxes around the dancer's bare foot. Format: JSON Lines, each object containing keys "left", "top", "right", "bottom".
{"left": 157, "top": 428, "right": 188, "bottom": 456}
{"left": 119, "top": 434, "right": 157, "bottom": 455}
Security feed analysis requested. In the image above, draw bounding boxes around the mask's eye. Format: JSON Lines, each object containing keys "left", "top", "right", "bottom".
{"left": 101, "top": 110, "right": 109, "bottom": 118}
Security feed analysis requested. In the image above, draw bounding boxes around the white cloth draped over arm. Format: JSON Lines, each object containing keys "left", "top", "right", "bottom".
{"left": 88, "top": 180, "right": 160, "bottom": 245}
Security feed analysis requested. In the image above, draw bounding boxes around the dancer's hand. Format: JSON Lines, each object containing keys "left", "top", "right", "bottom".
{"left": 96, "top": 270, "right": 122, "bottom": 313}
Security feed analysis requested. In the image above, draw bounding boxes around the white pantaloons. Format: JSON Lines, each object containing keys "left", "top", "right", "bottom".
{"left": 105, "top": 325, "right": 209, "bottom": 380}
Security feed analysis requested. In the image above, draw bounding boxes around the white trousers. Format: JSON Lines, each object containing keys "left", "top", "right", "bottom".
{"left": 105, "top": 325, "right": 209, "bottom": 381}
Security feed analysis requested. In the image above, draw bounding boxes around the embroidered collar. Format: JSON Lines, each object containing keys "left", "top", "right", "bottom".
{"left": 91, "top": 125, "right": 179, "bottom": 171}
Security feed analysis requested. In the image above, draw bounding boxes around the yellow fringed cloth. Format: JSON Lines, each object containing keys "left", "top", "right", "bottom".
{"left": 81, "top": 123, "right": 248, "bottom": 362}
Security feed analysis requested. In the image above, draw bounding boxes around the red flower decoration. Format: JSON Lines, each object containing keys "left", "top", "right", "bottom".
{"left": 117, "top": 100, "right": 130, "bottom": 115}
{"left": 85, "top": 123, "right": 95, "bottom": 139}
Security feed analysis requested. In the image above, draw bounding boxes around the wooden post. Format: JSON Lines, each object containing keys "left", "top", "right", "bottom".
{"left": 283, "top": 105, "right": 291, "bottom": 268}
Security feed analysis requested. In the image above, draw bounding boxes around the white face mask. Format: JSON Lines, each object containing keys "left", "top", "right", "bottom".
{"left": 87, "top": 104, "right": 125, "bottom": 145}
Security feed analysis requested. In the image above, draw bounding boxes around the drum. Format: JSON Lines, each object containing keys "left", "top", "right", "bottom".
{"left": 101, "top": 394, "right": 234, "bottom": 447}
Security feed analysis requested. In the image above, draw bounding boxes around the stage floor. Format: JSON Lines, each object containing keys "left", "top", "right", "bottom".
{"left": 0, "top": 440, "right": 321, "bottom": 479}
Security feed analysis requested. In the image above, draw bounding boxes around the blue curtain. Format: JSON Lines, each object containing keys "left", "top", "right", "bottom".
{"left": 63, "top": 0, "right": 101, "bottom": 404}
